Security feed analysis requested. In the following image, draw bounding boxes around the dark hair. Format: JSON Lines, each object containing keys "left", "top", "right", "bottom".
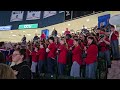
{"left": 97, "top": 28, "right": 100, "bottom": 30}
{"left": 74, "top": 39, "right": 79, "bottom": 42}
{"left": 73, "top": 35, "right": 78, "bottom": 39}
{"left": 49, "top": 37, "right": 54, "bottom": 42}
{"left": 110, "top": 25, "right": 115, "bottom": 28}
{"left": 16, "top": 49, "right": 26, "bottom": 60}
{"left": 0, "top": 42, "right": 4, "bottom": 47}
{"left": 40, "top": 42, "right": 46, "bottom": 48}
{"left": 66, "top": 34, "right": 72, "bottom": 38}
{"left": 0, "top": 52, "right": 5, "bottom": 63}
{"left": 87, "top": 36, "right": 97, "bottom": 45}
{"left": 32, "top": 47, "right": 35, "bottom": 52}
{"left": 101, "top": 26, "right": 105, "bottom": 29}
{"left": 101, "top": 28, "right": 105, "bottom": 32}
{"left": 60, "top": 38, "right": 68, "bottom": 49}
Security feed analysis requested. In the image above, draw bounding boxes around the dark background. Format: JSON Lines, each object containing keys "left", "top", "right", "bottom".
{"left": 0, "top": 11, "right": 103, "bottom": 30}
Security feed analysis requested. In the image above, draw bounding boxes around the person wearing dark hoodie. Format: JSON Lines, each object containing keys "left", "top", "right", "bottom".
{"left": 11, "top": 49, "right": 31, "bottom": 79}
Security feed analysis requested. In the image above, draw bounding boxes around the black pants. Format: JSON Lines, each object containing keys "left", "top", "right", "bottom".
{"left": 66, "top": 51, "right": 72, "bottom": 76}
{"left": 47, "top": 58, "right": 57, "bottom": 75}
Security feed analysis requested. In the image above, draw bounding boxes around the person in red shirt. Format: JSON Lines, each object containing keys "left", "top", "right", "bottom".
{"left": 64, "top": 28, "right": 70, "bottom": 35}
{"left": 84, "top": 36, "right": 98, "bottom": 79}
{"left": 40, "top": 32, "right": 46, "bottom": 41}
{"left": 66, "top": 34, "right": 74, "bottom": 49}
{"left": 70, "top": 39, "right": 82, "bottom": 77}
{"left": 46, "top": 37, "right": 57, "bottom": 76}
{"left": 31, "top": 47, "right": 38, "bottom": 77}
{"left": 37, "top": 43, "right": 46, "bottom": 76}
{"left": 110, "top": 25, "right": 119, "bottom": 60}
{"left": 65, "top": 34, "right": 74, "bottom": 75}
{"left": 98, "top": 29, "right": 111, "bottom": 68}
{"left": 25, "top": 45, "right": 31, "bottom": 67}
{"left": 57, "top": 38, "right": 68, "bottom": 76}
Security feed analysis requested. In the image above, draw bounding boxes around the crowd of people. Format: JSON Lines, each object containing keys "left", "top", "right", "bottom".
{"left": 0, "top": 24, "right": 119, "bottom": 79}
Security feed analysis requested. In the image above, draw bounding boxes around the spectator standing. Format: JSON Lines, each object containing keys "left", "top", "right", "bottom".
{"left": 46, "top": 37, "right": 57, "bottom": 76}
{"left": 11, "top": 49, "right": 31, "bottom": 79}
{"left": 31, "top": 47, "right": 38, "bottom": 78}
{"left": 52, "top": 29, "right": 58, "bottom": 37}
{"left": 70, "top": 39, "right": 82, "bottom": 78}
{"left": 37, "top": 43, "right": 46, "bottom": 77}
{"left": 98, "top": 29, "right": 111, "bottom": 68}
{"left": 64, "top": 28, "right": 70, "bottom": 35}
{"left": 84, "top": 37, "right": 98, "bottom": 79}
{"left": 109, "top": 25, "right": 120, "bottom": 60}
{"left": 57, "top": 38, "right": 68, "bottom": 76}
{"left": 21, "top": 35, "right": 26, "bottom": 45}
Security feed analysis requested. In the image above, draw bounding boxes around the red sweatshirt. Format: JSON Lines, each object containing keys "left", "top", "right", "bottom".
{"left": 37, "top": 48, "right": 46, "bottom": 61}
{"left": 84, "top": 44, "right": 98, "bottom": 64}
{"left": 47, "top": 42, "right": 57, "bottom": 59}
{"left": 111, "top": 31, "right": 119, "bottom": 41}
{"left": 41, "top": 33, "right": 46, "bottom": 39}
{"left": 72, "top": 45, "right": 82, "bottom": 65}
{"left": 31, "top": 51, "right": 38, "bottom": 62}
{"left": 26, "top": 49, "right": 31, "bottom": 59}
{"left": 66, "top": 38, "right": 74, "bottom": 49}
{"left": 58, "top": 45, "right": 68, "bottom": 64}
{"left": 98, "top": 37, "right": 110, "bottom": 52}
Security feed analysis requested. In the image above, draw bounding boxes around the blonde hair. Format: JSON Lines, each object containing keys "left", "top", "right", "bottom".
{"left": 0, "top": 64, "right": 16, "bottom": 79}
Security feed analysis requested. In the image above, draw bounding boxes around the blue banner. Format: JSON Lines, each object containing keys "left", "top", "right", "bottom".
{"left": 98, "top": 14, "right": 110, "bottom": 28}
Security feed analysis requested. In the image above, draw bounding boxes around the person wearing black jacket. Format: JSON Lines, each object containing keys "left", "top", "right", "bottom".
{"left": 0, "top": 52, "right": 5, "bottom": 63}
{"left": 11, "top": 49, "right": 32, "bottom": 79}
{"left": 21, "top": 35, "right": 26, "bottom": 45}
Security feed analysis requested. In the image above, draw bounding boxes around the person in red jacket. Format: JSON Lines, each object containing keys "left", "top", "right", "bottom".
{"left": 54, "top": 37, "right": 60, "bottom": 64}
{"left": 70, "top": 39, "right": 82, "bottom": 77}
{"left": 46, "top": 37, "right": 57, "bottom": 76}
{"left": 40, "top": 32, "right": 46, "bottom": 41}
{"left": 65, "top": 34, "right": 74, "bottom": 75}
{"left": 57, "top": 38, "right": 68, "bottom": 76}
{"left": 37, "top": 43, "right": 46, "bottom": 76}
{"left": 98, "top": 29, "right": 111, "bottom": 68}
{"left": 84, "top": 36, "right": 98, "bottom": 79}
{"left": 110, "top": 25, "right": 119, "bottom": 60}
{"left": 31, "top": 47, "right": 38, "bottom": 78}
{"left": 25, "top": 45, "right": 31, "bottom": 67}
{"left": 64, "top": 28, "right": 70, "bottom": 36}
{"left": 66, "top": 34, "right": 74, "bottom": 49}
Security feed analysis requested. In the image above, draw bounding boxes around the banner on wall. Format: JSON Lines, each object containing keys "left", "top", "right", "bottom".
{"left": 0, "top": 25, "right": 12, "bottom": 30}
{"left": 65, "top": 11, "right": 72, "bottom": 21}
{"left": 26, "top": 11, "right": 41, "bottom": 20}
{"left": 59, "top": 11, "right": 64, "bottom": 13}
{"left": 18, "top": 24, "right": 38, "bottom": 29}
{"left": 10, "top": 11, "right": 24, "bottom": 22}
{"left": 98, "top": 14, "right": 110, "bottom": 28}
{"left": 43, "top": 11, "right": 57, "bottom": 18}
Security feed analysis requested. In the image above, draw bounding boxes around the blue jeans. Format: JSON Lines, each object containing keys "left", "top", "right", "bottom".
{"left": 70, "top": 61, "right": 80, "bottom": 77}
{"left": 99, "top": 50, "right": 111, "bottom": 66}
{"left": 58, "top": 63, "right": 66, "bottom": 75}
{"left": 38, "top": 60, "right": 45, "bottom": 75}
{"left": 111, "top": 40, "right": 119, "bottom": 59}
{"left": 47, "top": 58, "right": 56, "bottom": 75}
{"left": 86, "top": 62, "right": 97, "bottom": 79}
